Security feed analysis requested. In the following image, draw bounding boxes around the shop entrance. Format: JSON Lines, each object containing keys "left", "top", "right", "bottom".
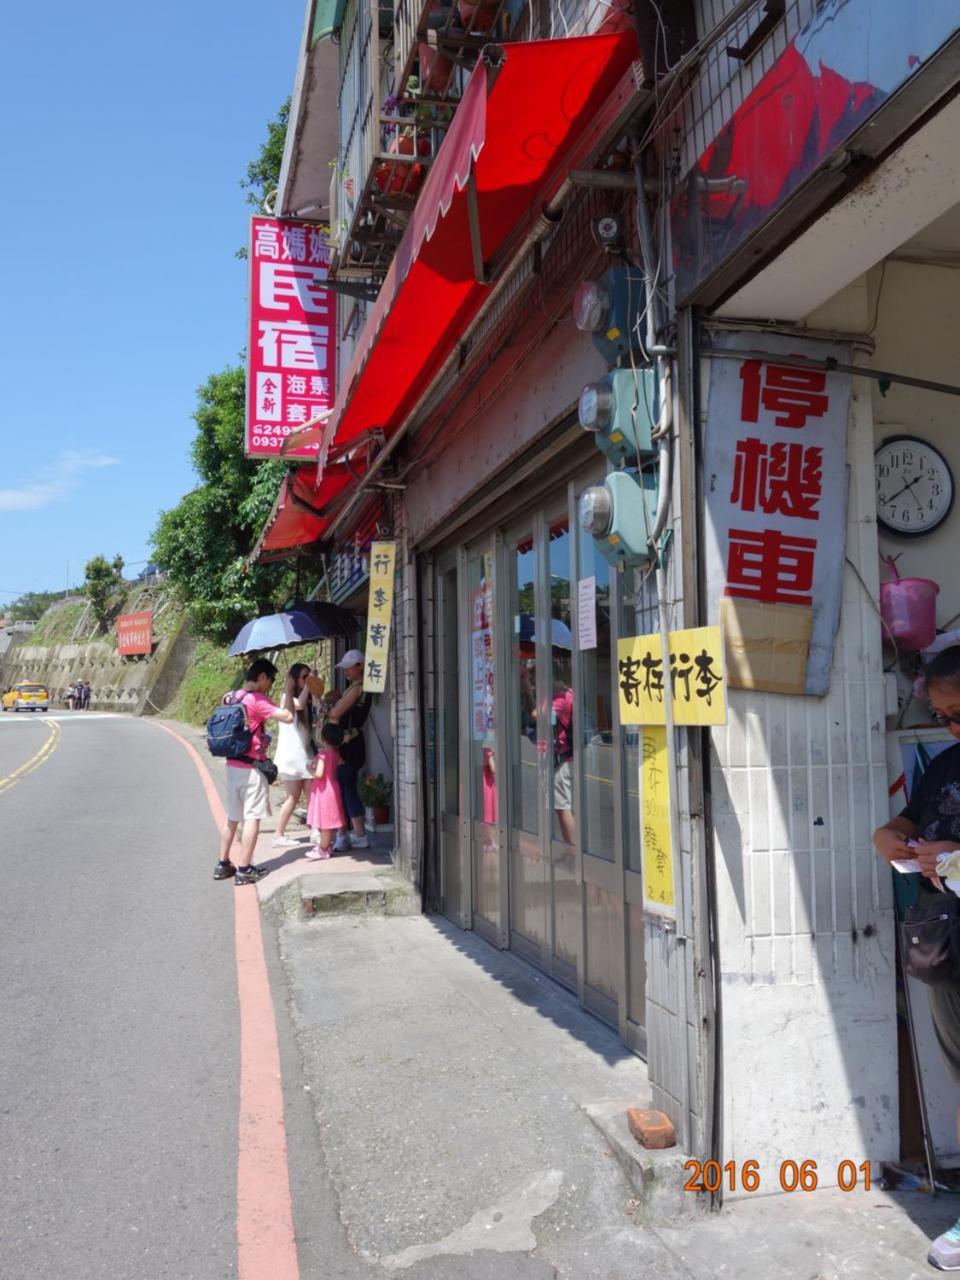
{"left": 433, "top": 466, "right": 647, "bottom": 1052}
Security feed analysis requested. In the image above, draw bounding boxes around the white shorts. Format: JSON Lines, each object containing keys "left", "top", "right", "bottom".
{"left": 554, "top": 759, "right": 573, "bottom": 811}
{"left": 225, "top": 766, "right": 271, "bottom": 823}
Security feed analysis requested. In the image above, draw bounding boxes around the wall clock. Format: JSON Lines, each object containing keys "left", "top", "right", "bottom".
{"left": 875, "top": 434, "right": 954, "bottom": 537}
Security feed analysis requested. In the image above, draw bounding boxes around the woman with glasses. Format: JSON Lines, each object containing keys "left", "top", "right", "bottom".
{"left": 873, "top": 645, "right": 960, "bottom": 1271}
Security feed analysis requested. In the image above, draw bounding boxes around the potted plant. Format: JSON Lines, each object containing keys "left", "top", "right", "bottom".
{"left": 358, "top": 772, "right": 393, "bottom": 826}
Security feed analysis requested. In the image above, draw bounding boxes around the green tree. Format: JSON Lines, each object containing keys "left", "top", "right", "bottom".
{"left": 4, "top": 590, "right": 67, "bottom": 622}
{"left": 84, "top": 554, "right": 125, "bottom": 633}
{"left": 151, "top": 368, "right": 293, "bottom": 641}
{"left": 241, "top": 98, "right": 290, "bottom": 210}
{"left": 237, "top": 99, "right": 291, "bottom": 257}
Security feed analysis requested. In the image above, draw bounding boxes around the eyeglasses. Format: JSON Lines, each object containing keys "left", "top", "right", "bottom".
{"left": 930, "top": 707, "right": 960, "bottom": 728}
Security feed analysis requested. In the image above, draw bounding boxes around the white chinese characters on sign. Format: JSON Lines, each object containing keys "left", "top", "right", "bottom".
{"left": 703, "top": 334, "right": 851, "bottom": 695}
{"left": 117, "top": 611, "right": 153, "bottom": 657}
{"left": 246, "top": 217, "right": 337, "bottom": 459}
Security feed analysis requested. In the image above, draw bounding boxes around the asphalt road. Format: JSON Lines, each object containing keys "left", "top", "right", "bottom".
{"left": 0, "top": 712, "right": 243, "bottom": 1279}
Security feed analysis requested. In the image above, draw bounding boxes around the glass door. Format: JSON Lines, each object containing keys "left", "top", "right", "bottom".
{"left": 434, "top": 461, "right": 646, "bottom": 1054}
{"left": 545, "top": 510, "right": 579, "bottom": 987}
{"left": 437, "top": 554, "right": 467, "bottom": 926}
{"left": 467, "top": 541, "right": 504, "bottom": 944}
{"left": 574, "top": 492, "right": 625, "bottom": 1028}
{"left": 506, "top": 525, "right": 547, "bottom": 962}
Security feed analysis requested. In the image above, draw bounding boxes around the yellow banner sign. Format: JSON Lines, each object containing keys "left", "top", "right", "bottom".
{"left": 617, "top": 625, "right": 726, "bottom": 726}
{"left": 641, "top": 726, "right": 674, "bottom": 916}
{"left": 363, "top": 541, "right": 396, "bottom": 693}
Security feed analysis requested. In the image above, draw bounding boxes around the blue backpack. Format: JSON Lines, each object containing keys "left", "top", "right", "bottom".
{"left": 206, "top": 692, "right": 253, "bottom": 759}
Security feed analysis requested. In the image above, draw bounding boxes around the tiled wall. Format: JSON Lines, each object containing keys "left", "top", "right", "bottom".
{"left": 706, "top": 367, "right": 898, "bottom": 1178}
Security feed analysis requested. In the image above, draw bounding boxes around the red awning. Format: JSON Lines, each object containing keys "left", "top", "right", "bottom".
{"left": 254, "top": 463, "right": 356, "bottom": 561}
{"left": 284, "top": 31, "right": 638, "bottom": 465}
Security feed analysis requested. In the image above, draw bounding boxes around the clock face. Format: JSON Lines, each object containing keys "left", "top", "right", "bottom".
{"left": 875, "top": 436, "right": 954, "bottom": 537}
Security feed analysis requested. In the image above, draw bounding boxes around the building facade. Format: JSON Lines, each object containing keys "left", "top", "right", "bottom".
{"left": 259, "top": 0, "right": 960, "bottom": 1191}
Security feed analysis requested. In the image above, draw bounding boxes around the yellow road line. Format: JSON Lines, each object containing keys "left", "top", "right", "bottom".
{"left": 0, "top": 718, "right": 61, "bottom": 797}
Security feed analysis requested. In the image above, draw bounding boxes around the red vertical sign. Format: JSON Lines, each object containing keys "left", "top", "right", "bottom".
{"left": 246, "top": 217, "right": 337, "bottom": 459}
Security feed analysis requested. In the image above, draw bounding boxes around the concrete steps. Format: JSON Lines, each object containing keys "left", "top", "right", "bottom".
{"left": 300, "top": 869, "right": 421, "bottom": 918}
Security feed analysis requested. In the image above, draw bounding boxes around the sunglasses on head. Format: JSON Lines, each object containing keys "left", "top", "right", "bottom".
{"left": 930, "top": 707, "right": 960, "bottom": 728}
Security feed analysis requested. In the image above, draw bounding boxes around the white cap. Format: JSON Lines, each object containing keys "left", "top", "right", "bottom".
{"left": 336, "top": 649, "right": 365, "bottom": 669}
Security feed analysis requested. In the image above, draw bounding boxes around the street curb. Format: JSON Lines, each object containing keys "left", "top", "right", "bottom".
{"left": 583, "top": 1100, "right": 701, "bottom": 1223}
{"left": 262, "top": 869, "right": 421, "bottom": 925}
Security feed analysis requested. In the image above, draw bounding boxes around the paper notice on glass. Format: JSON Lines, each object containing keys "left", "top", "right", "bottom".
{"left": 577, "top": 577, "right": 597, "bottom": 650}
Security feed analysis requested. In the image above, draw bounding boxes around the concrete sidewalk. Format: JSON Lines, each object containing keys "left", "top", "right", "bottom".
{"left": 270, "top": 908, "right": 958, "bottom": 1279}
{"left": 167, "top": 714, "right": 958, "bottom": 1277}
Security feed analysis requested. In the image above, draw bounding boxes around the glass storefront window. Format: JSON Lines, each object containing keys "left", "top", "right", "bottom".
{"left": 548, "top": 517, "right": 575, "bottom": 846}
{"left": 469, "top": 548, "right": 496, "bottom": 826}
{"left": 510, "top": 535, "right": 539, "bottom": 835}
{"left": 576, "top": 515, "right": 617, "bottom": 860}
{"left": 440, "top": 566, "right": 459, "bottom": 816}
{"left": 469, "top": 546, "right": 500, "bottom": 928}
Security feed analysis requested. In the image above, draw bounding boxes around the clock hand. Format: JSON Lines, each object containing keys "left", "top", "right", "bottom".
{"left": 882, "top": 476, "right": 920, "bottom": 505}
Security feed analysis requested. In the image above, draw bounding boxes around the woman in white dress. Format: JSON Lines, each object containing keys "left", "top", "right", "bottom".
{"left": 272, "top": 662, "right": 315, "bottom": 847}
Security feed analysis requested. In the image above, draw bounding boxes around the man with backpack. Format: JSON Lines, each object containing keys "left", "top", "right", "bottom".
{"left": 209, "top": 657, "right": 294, "bottom": 885}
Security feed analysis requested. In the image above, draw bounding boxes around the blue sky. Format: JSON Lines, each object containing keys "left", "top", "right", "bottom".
{"left": 0, "top": 1, "right": 305, "bottom": 600}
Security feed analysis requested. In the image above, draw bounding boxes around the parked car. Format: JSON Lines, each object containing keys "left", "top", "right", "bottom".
{"left": 2, "top": 683, "right": 50, "bottom": 712}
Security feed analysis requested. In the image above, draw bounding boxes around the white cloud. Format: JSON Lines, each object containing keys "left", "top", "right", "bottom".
{"left": 0, "top": 451, "right": 120, "bottom": 512}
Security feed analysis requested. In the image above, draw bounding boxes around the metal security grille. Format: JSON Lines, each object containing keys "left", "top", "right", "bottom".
{"left": 651, "top": 0, "right": 816, "bottom": 176}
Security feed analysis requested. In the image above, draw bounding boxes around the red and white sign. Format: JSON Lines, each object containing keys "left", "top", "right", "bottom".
{"left": 246, "top": 217, "right": 337, "bottom": 459}
{"left": 117, "top": 612, "right": 153, "bottom": 656}
{"left": 704, "top": 334, "right": 852, "bottom": 695}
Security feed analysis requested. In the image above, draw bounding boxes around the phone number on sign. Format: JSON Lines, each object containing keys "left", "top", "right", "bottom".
{"left": 684, "top": 1159, "right": 872, "bottom": 1193}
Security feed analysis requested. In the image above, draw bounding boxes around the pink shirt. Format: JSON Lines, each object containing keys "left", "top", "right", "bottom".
{"left": 226, "top": 690, "right": 282, "bottom": 769}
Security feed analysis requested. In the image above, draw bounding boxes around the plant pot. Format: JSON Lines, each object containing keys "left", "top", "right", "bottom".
{"left": 374, "top": 132, "right": 431, "bottom": 198}
{"left": 372, "top": 805, "right": 391, "bottom": 826}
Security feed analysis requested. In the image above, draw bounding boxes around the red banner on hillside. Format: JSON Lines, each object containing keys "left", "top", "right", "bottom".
{"left": 117, "top": 612, "right": 153, "bottom": 656}
{"left": 246, "top": 217, "right": 337, "bottom": 459}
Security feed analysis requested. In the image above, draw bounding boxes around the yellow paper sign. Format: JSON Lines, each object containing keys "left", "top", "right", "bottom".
{"left": 363, "top": 541, "right": 396, "bottom": 693}
{"left": 617, "top": 625, "right": 726, "bottom": 725}
{"left": 641, "top": 726, "right": 674, "bottom": 915}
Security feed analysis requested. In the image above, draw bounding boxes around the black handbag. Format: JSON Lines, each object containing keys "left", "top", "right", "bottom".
{"left": 238, "top": 755, "right": 279, "bottom": 785}
{"left": 255, "top": 758, "right": 279, "bottom": 785}
{"left": 900, "top": 891, "right": 960, "bottom": 987}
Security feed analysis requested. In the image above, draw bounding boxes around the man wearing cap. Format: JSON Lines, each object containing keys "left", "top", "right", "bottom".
{"left": 327, "top": 650, "right": 371, "bottom": 851}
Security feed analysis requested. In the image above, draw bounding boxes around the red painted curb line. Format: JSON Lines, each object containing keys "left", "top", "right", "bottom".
{"left": 146, "top": 720, "right": 300, "bottom": 1280}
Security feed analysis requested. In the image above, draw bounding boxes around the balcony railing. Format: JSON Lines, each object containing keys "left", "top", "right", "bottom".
{"left": 394, "top": 0, "right": 520, "bottom": 106}
{"left": 331, "top": 0, "right": 528, "bottom": 276}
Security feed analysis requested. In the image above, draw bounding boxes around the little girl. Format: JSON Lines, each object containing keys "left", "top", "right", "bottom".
{"left": 306, "top": 722, "right": 346, "bottom": 860}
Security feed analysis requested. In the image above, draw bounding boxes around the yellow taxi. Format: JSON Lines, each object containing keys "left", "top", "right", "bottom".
{"left": 2, "top": 682, "right": 50, "bottom": 712}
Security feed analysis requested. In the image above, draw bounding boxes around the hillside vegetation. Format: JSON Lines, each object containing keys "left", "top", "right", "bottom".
{"left": 166, "top": 638, "right": 332, "bottom": 726}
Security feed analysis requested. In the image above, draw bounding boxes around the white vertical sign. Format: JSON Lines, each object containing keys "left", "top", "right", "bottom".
{"left": 577, "top": 576, "right": 597, "bottom": 650}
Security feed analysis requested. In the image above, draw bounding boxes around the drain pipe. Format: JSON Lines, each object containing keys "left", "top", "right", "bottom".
{"left": 634, "top": 150, "right": 691, "bottom": 1153}
{"left": 634, "top": 152, "right": 673, "bottom": 547}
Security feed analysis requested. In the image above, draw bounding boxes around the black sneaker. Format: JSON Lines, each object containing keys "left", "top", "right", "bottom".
{"left": 234, "top": 864, "right": 267, "bottom": 886}
{"left": 213, "top": 860, "right": 236, "bottom": 881}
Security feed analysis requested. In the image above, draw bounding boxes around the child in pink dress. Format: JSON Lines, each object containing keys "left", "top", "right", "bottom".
{"left": 306, "top": 723, "right": 347, "bottom": 859}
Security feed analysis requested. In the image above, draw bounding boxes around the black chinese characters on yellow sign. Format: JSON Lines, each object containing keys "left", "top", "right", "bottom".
{"left": 616, "top": 626, "right": 726, "bottom": 727}
{"left": 363, "top": 542, "right": 396, "bottom": 694}
{"left": 618, "top": 625, "right": 726, "bottom": 919}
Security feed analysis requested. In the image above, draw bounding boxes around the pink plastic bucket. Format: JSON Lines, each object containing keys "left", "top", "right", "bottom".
{"left": 880, "top": 577, "right": 939, "bottom": 651}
